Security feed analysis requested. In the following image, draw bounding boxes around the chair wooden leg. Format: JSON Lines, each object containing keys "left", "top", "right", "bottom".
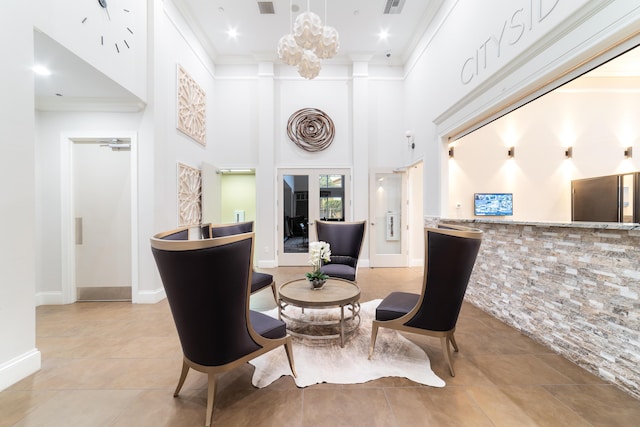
{"left": 270, "top": 282, "right": 278, "bottom": 303}
{"left": 368, "top": 322, "right": 380, "bottom": 359}
{"left": 283, "top": 338, "right": 297, "bottom": 377}
{"left": 450, "top": 332, "right": 459, "bottom": 352}
{"left": 205, "top": 374, "right": 217, "bottom": 427}
{"left": 173, "top": 360, "right": 189, "bottom": 397}
{"left": 441, "top": 335, "right": 455, "bottom": 377}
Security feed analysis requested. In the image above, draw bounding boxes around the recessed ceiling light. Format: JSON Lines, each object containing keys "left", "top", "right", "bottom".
{"left": 32, "top": 65, "right": 51, "bottom": 76}
{"left": 378, "top": 30, "right": 389, "bottom": 41}
{"left": 227, "top": 28, "right": 238, "bottom": 39}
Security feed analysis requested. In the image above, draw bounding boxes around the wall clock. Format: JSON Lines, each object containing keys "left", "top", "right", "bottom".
{"left": 81, "top": 0, "right": 134, "bottom": 53}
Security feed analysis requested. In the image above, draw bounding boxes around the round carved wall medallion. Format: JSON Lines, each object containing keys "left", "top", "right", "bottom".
{"left": 287, "top": 108, "right": 335, "bottom": 152}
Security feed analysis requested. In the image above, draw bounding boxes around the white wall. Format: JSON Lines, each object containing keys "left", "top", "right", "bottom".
{"left": 152, "top": 2, "right": 216, "bottom": 234}
{"left": 32, "top": 0, "right": 147, "bottom": 100}
{"left": 448, "top": 79, "right": 640, "bottom": 221}
{"left": 35, "top": 111, "right": 143, "bottom": 302}
{"left": 368, "top": 77, "right": 407, "bottom": 168}
{"left": 211, "top": 76, "right": 259, "bottom": 166}
{"left": 7, "top": 0, "right": 640, "bottom": 393}
{"left": 0, "top": 1, "right": 40, "bottom": 392}
{"left": 405, "top": 0, "right": 640, "bottom": 220}
{"left": 209, "top": 62, "right": 408, "bottom": 266}
{"left": 429, "top": 0, "right": 589, "bottom": 114}
{"left": 276, "top": 75, "right": 353, "bottom": 167}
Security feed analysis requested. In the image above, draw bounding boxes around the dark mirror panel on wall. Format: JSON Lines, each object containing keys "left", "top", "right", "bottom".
{"left": 571, "top": 173, "right": 639, "bottom": 222}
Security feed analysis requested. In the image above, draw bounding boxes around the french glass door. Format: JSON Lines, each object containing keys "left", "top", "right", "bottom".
{"left": 278, "top": 168, "right": 350, "bottom": 266}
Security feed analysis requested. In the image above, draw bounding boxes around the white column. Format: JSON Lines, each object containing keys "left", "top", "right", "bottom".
{"left": 256, "top": 62, "right": 277, "bottom": 268}
{"left": 351, "top": 60, "right": 370, "bottom": 260}
{"left": 0, "top": 0, "right": 40, "bottom": 390}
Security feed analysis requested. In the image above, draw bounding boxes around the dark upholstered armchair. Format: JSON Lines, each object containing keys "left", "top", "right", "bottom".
{"left": 315, "top": 219, "right": 366, "bottom": 282}
{"left": 207, "top": 221, "right": 276, "bottom": 300}
{"left": 150, "top": 230, "right": 296, "bottom": 426}
{"left": 368, "top": 224, "right": 482, "bottom": 377}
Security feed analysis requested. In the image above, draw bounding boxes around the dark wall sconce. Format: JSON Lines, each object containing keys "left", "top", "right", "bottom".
{"left": 448, "top": 146, "right": 454, "bottom": 158}
{"left": 507, "top": 146, "right": 515, "bottom": 158}
{"left": 565, "top": 146, "right": 573, "bottom": 158}
{"left": 624, "top": 147, "right": 633, "bottom": 158}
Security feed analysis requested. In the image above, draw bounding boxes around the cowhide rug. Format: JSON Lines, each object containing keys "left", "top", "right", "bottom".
{"left": 250, "top": 299, "right": 445, "bottom": 388}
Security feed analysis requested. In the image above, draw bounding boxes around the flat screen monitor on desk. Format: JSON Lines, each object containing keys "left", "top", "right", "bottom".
{"left": 474, "top": 193, "right": 513, "bottom": 216}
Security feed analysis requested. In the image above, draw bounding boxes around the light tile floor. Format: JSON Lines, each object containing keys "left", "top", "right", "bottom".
{"left": 2, "top": 267, "right": 640, "bottom": 426}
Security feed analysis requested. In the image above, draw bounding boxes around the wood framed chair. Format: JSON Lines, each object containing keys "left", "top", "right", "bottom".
{"left": 150, "top": 230, "right": 296, "bottom": 426}
{"left": 207, "top": 221, "right": 277, "bottom": 300}
{"left": 315, "top": 219, "right": 366, "bottom": 282}
{"left": 368, "top": 223, "right": 482, "bottom": 377}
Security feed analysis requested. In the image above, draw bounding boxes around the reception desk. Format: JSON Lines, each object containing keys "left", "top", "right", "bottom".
{"left": 434, "top": 218, "right": 640, "bottom": 399}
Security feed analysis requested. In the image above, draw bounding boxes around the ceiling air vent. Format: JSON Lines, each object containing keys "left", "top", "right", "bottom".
{"left": 257, "top": 2, "right": 275, "bottom": 14}
{"left": 383, "top": 0, "right": 406, "bottom": 14}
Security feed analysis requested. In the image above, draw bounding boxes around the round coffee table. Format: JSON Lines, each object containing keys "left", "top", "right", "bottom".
{"left": 278, "top": 278, "right": 361, "bottom": 347}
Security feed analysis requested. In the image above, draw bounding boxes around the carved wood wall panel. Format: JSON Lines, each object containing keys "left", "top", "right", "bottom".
{"left": 177, "top": 65, "right": 206, "bottom": 145}
{"left": 177, "top": 162, "right": 202, "bottom": 226}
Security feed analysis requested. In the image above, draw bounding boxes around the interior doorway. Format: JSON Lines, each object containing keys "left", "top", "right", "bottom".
{"left": 74, "top": 138, "right": 132, "bottom": 301}
{"left": 368, "top": 162, "right": 423, "bottom": 268}
{"left": 368, "top": 168, "right": 408, "bottom": 267}
{"left": 278, "top": 168, "right": 351, "bottom": 266}
{"left": 202, "top": 165, "right": 257, "bottom": 225}
{"left": 61, "top": 133, "right": 138, "bottom": 303}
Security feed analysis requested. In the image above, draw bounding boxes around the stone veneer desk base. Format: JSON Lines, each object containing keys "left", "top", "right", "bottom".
{"left": 435, "top": 217, "right": 640, "bottom": 400}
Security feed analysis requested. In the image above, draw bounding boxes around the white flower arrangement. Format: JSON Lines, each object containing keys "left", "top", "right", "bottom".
{"left": 306, "top": 241, "right": 331, "bottom": 281}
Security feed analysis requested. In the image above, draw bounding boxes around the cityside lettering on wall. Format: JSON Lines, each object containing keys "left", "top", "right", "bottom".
{"left": 460, "top": 0, "right": 560, "bottom": 85}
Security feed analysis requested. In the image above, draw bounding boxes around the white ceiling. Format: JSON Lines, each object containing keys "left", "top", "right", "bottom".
{"left": 32, "top": 1, "right": 640, "bottom": 111}
{"left": 173, "top": 0, "right": 444, "bottom": 64}
{"left": 33, "top": 30, "right": 143, "bottom": 111}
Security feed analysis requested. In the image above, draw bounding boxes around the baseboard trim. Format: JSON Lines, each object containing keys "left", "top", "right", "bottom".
{"left": 258, "top": 260, "right": 277, "bottom": 269}
{"left": 410, "top": 258, "right": 424, "bottom": 267}
{"left": 134, "top": 288, "right": 166, "bottom": 304}
{"left": 37, "top": 289, "right": 166, "bottom": 305}
{"left": 0, "top": 349, "right": 41, "bottom": 392}
{"left": 35, "top": 291, "right": 64, "bottom": 306}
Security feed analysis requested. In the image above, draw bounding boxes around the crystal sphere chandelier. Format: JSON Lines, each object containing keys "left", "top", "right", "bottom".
{"left": 277, "top": 0, "right": 340, "bottom": 79}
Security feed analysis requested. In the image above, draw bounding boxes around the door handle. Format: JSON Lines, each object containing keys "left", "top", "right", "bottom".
{"left": 75, "top": 217, "right": 83, "bottom": 245}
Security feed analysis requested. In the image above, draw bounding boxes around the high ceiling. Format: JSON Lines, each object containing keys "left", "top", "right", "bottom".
{"left": 32, "top": 1, "right": 640, "bottom": 111}
{"left": 33, "top": 30, "right": 141, "bottom": 111}
{"left": 172, "top": 0, "right": 444, "bottom": 64}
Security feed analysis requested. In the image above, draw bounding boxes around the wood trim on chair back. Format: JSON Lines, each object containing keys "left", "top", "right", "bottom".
{"left": 156, "top": 227, "right": 190, "bottom": 240}
{"left": 154, "top": 224, "right": 212, "bottom": 240}
{"left": 404, "top": 224, "right": 482, "bottom": 332}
